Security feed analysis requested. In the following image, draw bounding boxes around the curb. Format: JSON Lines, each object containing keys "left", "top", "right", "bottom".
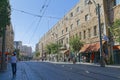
{"left": 45, "top": 61, "right": 120, "bottom": 68}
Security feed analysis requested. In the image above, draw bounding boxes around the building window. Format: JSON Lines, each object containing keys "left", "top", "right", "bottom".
{"left": 76, "top": 6, "right": 80, "bottom": 12}
{"left": 76, "top": 33, "right": 78, "bottom": 37}
{"left": 79, "top": 32, "right": 82, "bottom": 39}
{"left": 66, "top": 38, "right": 68, "bottom": 44}
{"left": 66, "top": 27, "right": 68, "bottom": 32}
{"left": 85, "top": 14, "right": 90, "bottom": 21}
{"left": 101, "top": 23, "right": 104, "bottom": 34}
{"left": 77, "top": 19, "right": 80, "bottom": 26}
{"left": 88, "top": 29, "right": 91, "bottom": 38}
{"left": 65, "top": 17, "right": 68, "bottom": 21}
{"left": 83, "top": 30, "right": 86, "bottom": 39}
{"left": 85, "top": 0, "right": 89, "bottom": 6}
{"left": 94, "top": 26, "right": 97, "bottom": 36}
{"left": 62, "top": 30, "right": 64, "bottom": 34}
{"left": 70, "top": 12, "right": 73, "bottom": 17}
{"left": 70, "top": 24, "right": 73, "bottom": 30}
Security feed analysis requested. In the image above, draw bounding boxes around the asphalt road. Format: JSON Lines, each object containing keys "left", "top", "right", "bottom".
{"left": 19, "top": 61, "right": 120, "bottom": 80}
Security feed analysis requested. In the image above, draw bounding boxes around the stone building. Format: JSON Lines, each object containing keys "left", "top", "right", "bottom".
{"left": 14, "top": 41, "right": 32, "bottom": 57}
{"left": 0, "top": 23, "right": 14, "bottom": 55}
{"left": 37, "top": 0, "right": 120, "bottom": 63}
{"left": 6, "top": 24, "right": 14, "bottom": 54}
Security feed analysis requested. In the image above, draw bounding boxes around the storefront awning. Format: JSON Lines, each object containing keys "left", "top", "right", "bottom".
{"left": 60, "top": 50, "right": 69, "bottom": 54}
{"left": 64, "top": 50, "right": 69, "bottom": 54}
{"left": 0, "top": 52, "right": 9, "bottom": 55}
{"left": 113, "top": 45, "right": 120, "bottom": 50}
{"left": 80, "top": 44, "right": 90, "bottom": 53}
{"left": 80, "top": 41, "right": 106, "bottom": 53}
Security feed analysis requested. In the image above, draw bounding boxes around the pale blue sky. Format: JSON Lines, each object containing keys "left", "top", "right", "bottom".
{"left": 10, "top": 0, "right": 79, "bottom": 51}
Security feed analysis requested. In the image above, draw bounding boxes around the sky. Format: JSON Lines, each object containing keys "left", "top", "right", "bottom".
{"left": 10, "top": 0, "right": 79, "bottom": 51}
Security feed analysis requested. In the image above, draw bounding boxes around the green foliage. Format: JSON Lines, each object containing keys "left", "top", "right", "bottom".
{"left": 45, "top": 43, "right": 61, "bottom": 54}
{"left": 35, "top": 52, "right": 40, "bottom": 57}
{"left": 46, "top": 44, "right": 52, "bottom": 54}
{"left": 15, "top": 49, "right": 20, "bottom": 58}
{"left": 0, "top": 0, "right": 11, "bottom": 28}
{"left": 69, "top": 36, "right": 83, "bottom": 53}
{"left": 111, "top": 19, "right": 120, "bottom": 43}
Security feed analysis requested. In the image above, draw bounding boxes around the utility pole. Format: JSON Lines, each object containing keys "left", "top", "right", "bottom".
{"left": 88, "top": 0, "right": 105, "bottom": 67}
{"left": 97, "top": 4, "right": 105, "bottom": 67}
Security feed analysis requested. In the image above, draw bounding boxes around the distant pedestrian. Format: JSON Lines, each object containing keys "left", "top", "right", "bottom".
{"left": 11, "top": 51, "right": 17, "bottom": 77}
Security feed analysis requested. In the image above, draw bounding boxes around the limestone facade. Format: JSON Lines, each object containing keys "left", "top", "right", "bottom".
{"left": 0, "top": 23, "right": 14, "bottom": 54}
{"left": 37, "top": 0, "right": 120, "bottom": 57}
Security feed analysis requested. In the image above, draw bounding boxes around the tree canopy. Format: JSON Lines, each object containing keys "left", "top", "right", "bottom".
{"left": 111, "top": 19, "right": 120, "bottom": 44}
{"left": 45, "top": 43, "right": 61, "bottom": 54}
{"left": 0, "top": 0, "right": 11, "bottom": 37}
{"left": 69, "top": 36, "right": 83, "bottom": 53}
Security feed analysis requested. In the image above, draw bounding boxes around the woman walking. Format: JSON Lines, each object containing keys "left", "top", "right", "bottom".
{"left": 11, "top": 51, "right": 17, "bottom": 78}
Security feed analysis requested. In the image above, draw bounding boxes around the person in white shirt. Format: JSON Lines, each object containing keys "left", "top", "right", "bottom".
{"left": 11, "top": 51, "right": 17, "bottom": 77}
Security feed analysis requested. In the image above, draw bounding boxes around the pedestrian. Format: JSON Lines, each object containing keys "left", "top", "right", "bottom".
{"left": 11, "top": 51, "right": 17, "bottom": 78}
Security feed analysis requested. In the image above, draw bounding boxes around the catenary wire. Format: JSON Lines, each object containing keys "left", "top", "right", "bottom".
{"left": 12, "top": 8, "right": 60, "bottom": 19}
{"left": 28, "top": 0, "right": 51, "bottom": 44}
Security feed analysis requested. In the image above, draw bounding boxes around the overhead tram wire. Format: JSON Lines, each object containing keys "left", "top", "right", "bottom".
{"left": 28, "top": 0, "right": 50, "bottom": 42}
{"left": 12, "top": 8, "right": 60, "bottom": 20}
{"left": 28, "top": 0, "right": 52, "bottom": 44}
{"left": 22, "top": 17, "right": 38, "bottom": 40}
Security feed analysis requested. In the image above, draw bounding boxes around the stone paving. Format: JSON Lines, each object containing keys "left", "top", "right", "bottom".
{"left": 0, "top": 62, "right": 28, "bottom": 80}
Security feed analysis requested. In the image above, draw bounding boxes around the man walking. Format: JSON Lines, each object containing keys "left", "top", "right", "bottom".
{"left": 11, "top": 51, "right": 17, "bottom": 77}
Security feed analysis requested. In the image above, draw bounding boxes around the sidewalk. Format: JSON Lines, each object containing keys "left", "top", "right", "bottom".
{"left": 45, "top": 61, "right": 120, "bottom": 68}
{"left": 0, "top": 62, "right": 28, "bottom": 80}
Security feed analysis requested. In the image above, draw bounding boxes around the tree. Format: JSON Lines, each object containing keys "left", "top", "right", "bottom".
{"left": 35, "top": 52, "right": 40, "bottom": 57}
{"left": 111, "top": 19, "right": 120, "bottom": 44}
{"left": 0, "top": 0, "right": 11, "bottom": 70}
{"left": 46, "top": 43, "right": 61, "bottom": 54}
{"left": 69, "top": 36, "right": 83, "bottom": 54}
{"left": 0, "top": 0, "right": 11, "bottom": 27}
{"left": 45, "top": 43, "right": 61, "bottom": 61}
{"left": 14, "top": 49, "right": 20, "bottom": 60}
{"left": 46, "top": 44, "right": 52, "bottom": 55}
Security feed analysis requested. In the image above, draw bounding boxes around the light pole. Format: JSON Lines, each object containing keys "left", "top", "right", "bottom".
{"left": 88, "top": 0, "right": 105, "bottom": 67}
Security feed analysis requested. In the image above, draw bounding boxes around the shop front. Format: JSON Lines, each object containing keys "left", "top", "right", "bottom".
{"left": 113, "top": 45, "right": 120, "bottom": 64}
{"left": 80, "top": 41, "right": 107, "bottom": 63}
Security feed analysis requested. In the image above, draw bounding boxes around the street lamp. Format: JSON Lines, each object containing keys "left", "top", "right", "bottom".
{"left": 88, "top": 0, "right": 105, "bottom": 67}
